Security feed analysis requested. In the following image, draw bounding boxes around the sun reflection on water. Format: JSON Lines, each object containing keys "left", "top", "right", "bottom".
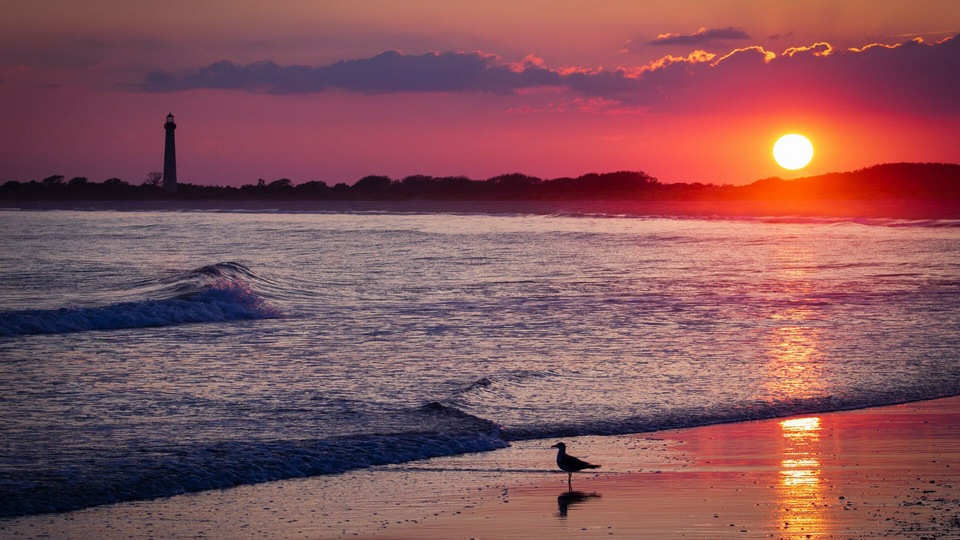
{"left": 777, "top": 416, "right": 825, "bottom": 537}
{"left": 763, "top": 308, "right": 826, "bottom": 402}
{"left": 762, "top": 237, "right": 826, "bottom": 403}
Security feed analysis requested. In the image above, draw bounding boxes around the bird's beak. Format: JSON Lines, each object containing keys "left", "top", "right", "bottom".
{"left": 550, "top": 443, "right": 559, "bottom": 448}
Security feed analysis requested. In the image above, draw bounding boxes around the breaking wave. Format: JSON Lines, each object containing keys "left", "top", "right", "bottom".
{"left": 0, "top": 402, "right": 505, "bottom": 518}
{"left": 0, "top": 262, "right": 281, "bottom": 337}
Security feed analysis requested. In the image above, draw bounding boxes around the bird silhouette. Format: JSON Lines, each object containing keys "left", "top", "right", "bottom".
{"left": 551, "top": 442, "right": 600, "bottom": 487}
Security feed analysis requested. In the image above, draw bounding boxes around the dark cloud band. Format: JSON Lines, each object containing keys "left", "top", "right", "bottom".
{"left": 140, "top": 50, "right": 562, "bottom": 94}
{"left": 134, "top": 35, "right": 960, "bottom": 114}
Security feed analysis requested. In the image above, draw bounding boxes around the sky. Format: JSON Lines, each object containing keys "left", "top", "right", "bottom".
{"left": 2, "top": 0, "right": 958, "bottom": 186}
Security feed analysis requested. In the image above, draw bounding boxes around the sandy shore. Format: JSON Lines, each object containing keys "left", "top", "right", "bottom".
{"left": 2, "top": 397, "right": 959, "bottom": 539}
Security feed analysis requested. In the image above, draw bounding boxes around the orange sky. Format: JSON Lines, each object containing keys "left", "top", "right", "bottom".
{"left": 2, "top": 1, "right": 958, "bottom": 186}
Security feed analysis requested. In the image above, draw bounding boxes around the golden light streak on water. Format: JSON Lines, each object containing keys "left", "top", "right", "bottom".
{"left": 762, "top": 241, "right": 827, "bottom": 402}
{"left": 777, "top": 416, "right": 825, "bottom": 538}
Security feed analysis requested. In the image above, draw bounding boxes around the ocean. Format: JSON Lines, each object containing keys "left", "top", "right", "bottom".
{"left": 1, "top": 207, "right": 959, "bottom": 518}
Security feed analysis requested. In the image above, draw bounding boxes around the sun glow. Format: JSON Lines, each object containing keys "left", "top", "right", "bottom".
{"left": 773, "top": 134, "right": 814, "bottom": 170}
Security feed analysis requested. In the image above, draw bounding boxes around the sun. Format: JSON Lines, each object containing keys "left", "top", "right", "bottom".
{"left": 773, "top": 134, "right": 814, "bottom": 170}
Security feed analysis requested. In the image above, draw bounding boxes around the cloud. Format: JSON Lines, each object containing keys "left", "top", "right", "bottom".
{"left": 134, "top": 35, "right": 960, "bottom": 115}
{"left": 782, "top": 42, "right": 834, "bottom": 57}
{"left": 767, "top": 31, "right": 795, "bottom": 41}
{"left": 649, "top": 27, "right": 751, "bottom": 46}
{"left": 139, "top": 50, "right": 561, "bottom": 94}
{"left": 621, "top": 27, "right": 749, "bottom": 53}
{"left": 711, "top": 46, "right": 776, "bottom": 65}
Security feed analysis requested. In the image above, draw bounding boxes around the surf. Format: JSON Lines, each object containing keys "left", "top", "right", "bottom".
{"left": 0, "top": 402, "right": 506, "bottom": 518}
{"left": 0, "top": 262, "right": 281, "bottom": 337}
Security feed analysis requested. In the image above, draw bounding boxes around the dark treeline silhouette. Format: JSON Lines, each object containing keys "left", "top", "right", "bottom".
{"left": 2, "top": 163, "right": 958, "bottom": 202}
{"left": 740, "top": 163, "right": 960, "bottom": 200}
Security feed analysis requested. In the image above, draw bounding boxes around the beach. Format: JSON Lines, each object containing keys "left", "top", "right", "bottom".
{"left": 2, "top": 209, "right": 959, "bottom": 538}
{"left": 3, "top": 396, "right": 958, "bottom": 539}
{"left": 3, "top": 1, "right": 960, "bottom": 537}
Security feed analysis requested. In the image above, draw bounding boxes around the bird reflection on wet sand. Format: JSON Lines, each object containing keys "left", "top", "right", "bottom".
{"left": 556, "top": 490, "right": 601, "bottom": 518}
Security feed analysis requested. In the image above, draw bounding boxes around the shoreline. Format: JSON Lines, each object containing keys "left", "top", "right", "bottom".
{"left": 3, "top": 396, "right": 959, "bottom": 539}
{"left": 3, "top": 198, "right": 960, "bottom": 219}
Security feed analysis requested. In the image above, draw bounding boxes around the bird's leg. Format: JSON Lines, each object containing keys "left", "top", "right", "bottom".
{"left": 567, "top": 473, "right": 572, "bottom": 488}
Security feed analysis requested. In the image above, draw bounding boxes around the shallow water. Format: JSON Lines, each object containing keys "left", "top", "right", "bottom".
{"left": 1, "top": 209, "right": 958, "bottom": 516}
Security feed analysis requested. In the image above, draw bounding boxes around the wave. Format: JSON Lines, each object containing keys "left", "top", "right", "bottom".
{"left": 0, "top": 262, "right": 281, "bottom": 337}
{"left": 4, "top": 385, "right": 958, "bottom": 518}
{"left": 739, "top": 216, "right": 960, "bottom": 228}
{"left": 449, "top": 373, "right": 960, "bottom": 441}
{"left": 0, "top": 403, "right": 505, "bottom": 518}
{"left": 545, "top": 211, "right": 960, "bottom": 228}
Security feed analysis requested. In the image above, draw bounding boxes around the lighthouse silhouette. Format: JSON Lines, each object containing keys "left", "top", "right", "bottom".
{"left": 163, "top": 113, "right": 178, "bottom": 192}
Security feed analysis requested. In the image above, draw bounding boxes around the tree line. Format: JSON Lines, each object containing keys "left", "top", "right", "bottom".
{"left": 1, "top": 163, "right": 957, "bottom": 201}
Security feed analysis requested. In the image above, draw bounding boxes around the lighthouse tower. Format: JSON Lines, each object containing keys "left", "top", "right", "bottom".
{"left": 163, "top": 113, "right": 178, "bottom": 192}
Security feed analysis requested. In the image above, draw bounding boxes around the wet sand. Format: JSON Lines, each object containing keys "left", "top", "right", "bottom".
{"left": 2, "top": 397, "right": 958, "bottom": 539}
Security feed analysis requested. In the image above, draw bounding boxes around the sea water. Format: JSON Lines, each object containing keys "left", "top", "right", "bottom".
{"left": 1, "top": 208, "right": 958, "bottom": 517}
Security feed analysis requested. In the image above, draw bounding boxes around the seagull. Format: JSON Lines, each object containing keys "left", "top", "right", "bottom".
{"left": 551, "top": 442, "right": 600, "bottom": 487}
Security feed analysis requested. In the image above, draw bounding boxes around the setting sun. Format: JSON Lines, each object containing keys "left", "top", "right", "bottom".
{"left": 773, "top": 134, "right": 815, "bottom": 170}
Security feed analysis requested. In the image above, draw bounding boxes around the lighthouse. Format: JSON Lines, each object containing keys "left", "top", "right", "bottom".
{"left": 163, "top": 113, "right": 178, "bottom": 192}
